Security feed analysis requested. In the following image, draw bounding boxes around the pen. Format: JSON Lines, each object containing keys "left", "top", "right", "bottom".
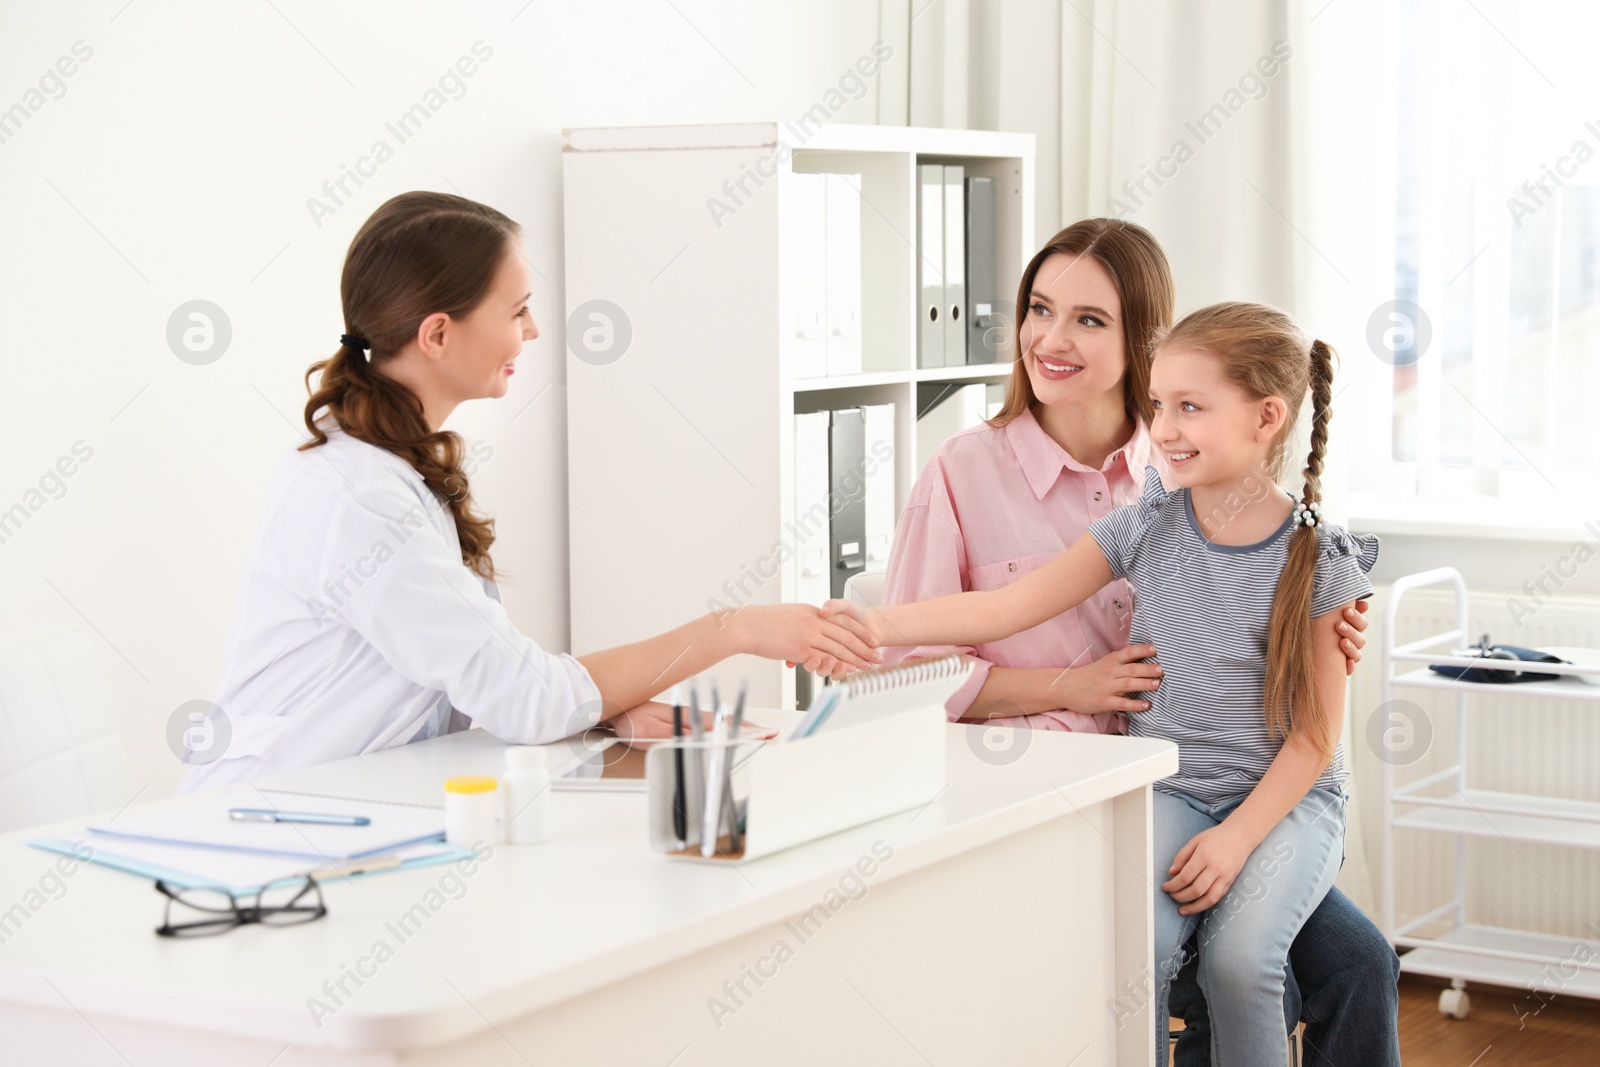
{"left": 723, "top": 683, "right": 747, "bottom": 853}
{"left": 229, "top": 809, "right": 371, "bottom": 826}
{"left": 688, "top": 684, "right": 706, "bottom": 850}
{"left": 688, "top": 684, "right": 705, "bottom": 746}
{"left": 700, "top": 685, "right": 730, "bottom": 857}
{"left": 729, "top": 683, "right": 746, "bottom": 739}
{"left": 307, "top": 854, "right": 403, "bottom": 879}
{"left": 670, "top": 685, "right": 687, "bottom": 850}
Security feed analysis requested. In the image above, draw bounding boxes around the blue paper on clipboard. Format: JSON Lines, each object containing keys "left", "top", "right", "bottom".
{"left": 27, "top": 834, "right": 472, "bottom": 896}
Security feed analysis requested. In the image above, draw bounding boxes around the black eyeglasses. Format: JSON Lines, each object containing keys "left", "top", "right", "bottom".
{"left": 154, "top": 876, "right": 328, "bottom": 937}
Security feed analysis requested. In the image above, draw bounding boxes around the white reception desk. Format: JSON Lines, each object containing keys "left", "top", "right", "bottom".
{"left": 0, "top": 717, "right": 1176, "bottom": 1066}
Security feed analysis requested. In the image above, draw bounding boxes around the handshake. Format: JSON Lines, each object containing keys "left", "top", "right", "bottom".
{"left": 728, "top": 599, "right": 885, "bottom": 680}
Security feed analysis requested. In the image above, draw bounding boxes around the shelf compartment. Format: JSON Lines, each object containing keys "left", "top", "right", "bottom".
{"left": 1397, "top": 924, "right": 1600, "bottom": 1000}
{"left": 789, "top": 362, "right": 1013, "bottom": 393}
{"left": 913, "top": 363, "right": 1013, "bottom": 383}
{"left": 1387, "top": 631, "right": 1600, "bottom": 685}
{"left": 1388, "top": 667, "right": 1600, "bottom": 702}
{"left": 791, "top": 370, "right": 911, "bottom": 392}
{"left": 1391, "top": 788, "right": 1600, "bottom": 849}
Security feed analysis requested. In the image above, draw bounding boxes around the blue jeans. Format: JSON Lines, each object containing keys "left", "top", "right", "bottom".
{"left": 1168, "top": 884, "right": 1403, "bottom": 1067}
{"left": 1152, "top": 786, "right": 1346, "bottom": 1067}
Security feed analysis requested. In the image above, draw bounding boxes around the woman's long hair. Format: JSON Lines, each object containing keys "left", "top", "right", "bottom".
{"left": 989, "top": 217, "right": 1176, "bottom": 429}
{"left": 1158, "top": 302, "right": 1340, "bottom": 760}
{"left": 301, "top": 191, "right": 517, "bottom": 580}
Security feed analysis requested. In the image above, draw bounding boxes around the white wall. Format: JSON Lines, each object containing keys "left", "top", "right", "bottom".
{"left": 0, "top": 0, "right": 940, "bottom": 800}
{"left": 8, "top": 0, "right": 1440, "bottom": 808}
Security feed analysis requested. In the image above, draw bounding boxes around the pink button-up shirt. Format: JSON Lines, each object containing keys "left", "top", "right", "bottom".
{"left": 881, "top": 405, "right": 1160, "bottom": 733}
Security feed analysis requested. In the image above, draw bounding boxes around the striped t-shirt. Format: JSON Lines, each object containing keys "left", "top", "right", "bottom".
{"left": 1088, "top": 467, "right": 1378, "bottom": 804}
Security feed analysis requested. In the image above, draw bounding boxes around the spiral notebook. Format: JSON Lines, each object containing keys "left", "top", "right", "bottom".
{"left": 789, "top": 653, "right": 973, "bottom": 740}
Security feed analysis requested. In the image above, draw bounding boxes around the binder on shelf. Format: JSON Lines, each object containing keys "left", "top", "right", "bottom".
{"left": 824, "top": 173, "right": 863, "bottom": 377}
{"left": 829, "top": 407, "right": 866, "bottom": 599}
{"left": 863, "top": 403, "right": 896, "bottom": 570}
{"left": 964, "top": 175, "right": 1003, "bottom": 363}
{"left": 786, "top": 172, "right": 828, "bottom": 379}
{"left": 942, "top": 165, "right": 966, "bottom": 367}
{"left": 645, "top": 655, "right": 972, "bottom": 863}
{"left": 794, "top": 410, "right": 832, "bottom": 607}
{"left": 917, "top": 164, "right": 945, "bottom": 369}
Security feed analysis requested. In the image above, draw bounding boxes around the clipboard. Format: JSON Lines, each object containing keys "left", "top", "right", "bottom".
{"left": 27, "top": 835, "right": 472, "bottom": 896}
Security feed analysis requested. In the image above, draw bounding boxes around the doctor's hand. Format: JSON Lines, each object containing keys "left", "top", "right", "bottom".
{"left": 609, "top": 702, "right": 709, "bottom": 745}
{"left": 608, "top": 702, "right": 778, "bottom": 747}
{"left": 715, "top": 603, "right": 881, "bottom": 679}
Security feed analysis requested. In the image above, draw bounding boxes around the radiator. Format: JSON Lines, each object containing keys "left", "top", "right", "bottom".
{"left": 1352, "top": 585, "right": 1600, "bottom": 941}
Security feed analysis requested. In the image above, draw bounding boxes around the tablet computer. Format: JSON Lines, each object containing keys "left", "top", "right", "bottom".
{"left": 550, "top": 736, "right": 650, "bottom": 791}
{"left": 550, "top": 732, "right": 769, "bottom": 792}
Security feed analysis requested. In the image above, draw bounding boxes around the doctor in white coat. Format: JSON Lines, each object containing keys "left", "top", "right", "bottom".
{"left": 180, "top": 191, "right": 878, "bottom": 792}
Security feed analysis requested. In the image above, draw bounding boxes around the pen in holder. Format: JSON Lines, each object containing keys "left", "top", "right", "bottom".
{"left": 647, "top": 736, "right": 764, "bottom": 861}
{"left": 645, "top": 703, "right": 949, "bottom": 864}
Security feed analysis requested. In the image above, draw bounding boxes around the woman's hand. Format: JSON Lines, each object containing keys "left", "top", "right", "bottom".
{"left": 719, "top": 603, "right": 882, "bottom": 678}
{"left": 1162, "top": 823, "right": 1253, "bottom": 916}
{"left": 608, "top": 701, "right": 776, "bottom": 746}
{"left": 1339, "top": 599, "right": 1370, "bottom": 676}
{"left": 1054, "top": 644, "right": 1163, "bottom": 714}
{"left": 608, "top": 701, "right": 708, "bottom": 745}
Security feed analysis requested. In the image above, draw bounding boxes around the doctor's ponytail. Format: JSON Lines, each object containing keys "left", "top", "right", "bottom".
{"left": 302, "top": 191, "right": 516, "bottom": 581}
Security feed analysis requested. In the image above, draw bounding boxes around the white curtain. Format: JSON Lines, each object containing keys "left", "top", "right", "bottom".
{"left": 895, "top": 0, "right": 1389, "bottom": 912}
{"left": 892, "top": 0, "right": 1299, "bottom": 305}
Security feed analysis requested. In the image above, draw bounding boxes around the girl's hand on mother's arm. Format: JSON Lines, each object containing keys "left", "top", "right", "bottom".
{"left": 1339, "top": 599, "right": 1370, "bottom": 676}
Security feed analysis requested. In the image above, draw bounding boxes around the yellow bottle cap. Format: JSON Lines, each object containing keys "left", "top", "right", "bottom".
{"left": 444, "top": 775, "right": 498, "bottom": 794}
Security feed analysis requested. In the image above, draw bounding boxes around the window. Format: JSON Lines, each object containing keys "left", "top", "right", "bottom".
{"left": 1309, "top": 0, "right": 1600, "bottom": 522}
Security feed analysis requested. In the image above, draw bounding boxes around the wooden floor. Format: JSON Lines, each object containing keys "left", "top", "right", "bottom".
{"left": 1398, "top": 974, "right": 1600, "bottom": 1066}
{"left": 1170, "top": 974, "right": 1600, "bottom": 1064}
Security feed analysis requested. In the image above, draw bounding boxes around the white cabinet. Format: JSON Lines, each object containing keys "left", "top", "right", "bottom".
{"left": 563, "top": 122, "right": 1035, "bottom": 709}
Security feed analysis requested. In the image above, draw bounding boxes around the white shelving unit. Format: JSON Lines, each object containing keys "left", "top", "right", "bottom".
{"left": 1379, "top": 566, "right": 1600, "bottom": 1018}
{"left": 561, "top": 122, "right": 1035, "bottom": 711}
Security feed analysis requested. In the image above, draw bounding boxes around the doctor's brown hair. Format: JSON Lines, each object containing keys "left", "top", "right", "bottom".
{"left": 1158, "top": 302, "right": 1339, "bottom": 761}
{"left": 990, "top": 217, "right": 1175, "bottom": 429}
{"left": 301, "top": 190, "right": 513, "bottom": 580}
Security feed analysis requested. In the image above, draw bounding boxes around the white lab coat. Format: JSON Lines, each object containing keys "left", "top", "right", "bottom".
{"left": 179, "top": 426, "right": 601, "bottom": 793}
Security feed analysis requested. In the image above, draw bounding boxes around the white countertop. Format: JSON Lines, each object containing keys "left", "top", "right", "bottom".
{"left": 0, "top": 718, "right": 1176, "bottom": 1051}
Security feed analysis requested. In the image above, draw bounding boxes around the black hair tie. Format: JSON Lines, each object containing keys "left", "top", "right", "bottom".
{"left": 340, "top": 332, "right": 370, "bottom": 351}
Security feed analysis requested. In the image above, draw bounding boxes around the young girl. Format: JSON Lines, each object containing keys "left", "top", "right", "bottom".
{"left": 827, "top": 301, "right": 1377, "bottom": 1065}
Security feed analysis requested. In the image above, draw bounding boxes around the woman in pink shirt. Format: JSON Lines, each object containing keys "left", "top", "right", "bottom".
{"left": 875, "top": 219, "right": 1400, "bottom": 1066}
